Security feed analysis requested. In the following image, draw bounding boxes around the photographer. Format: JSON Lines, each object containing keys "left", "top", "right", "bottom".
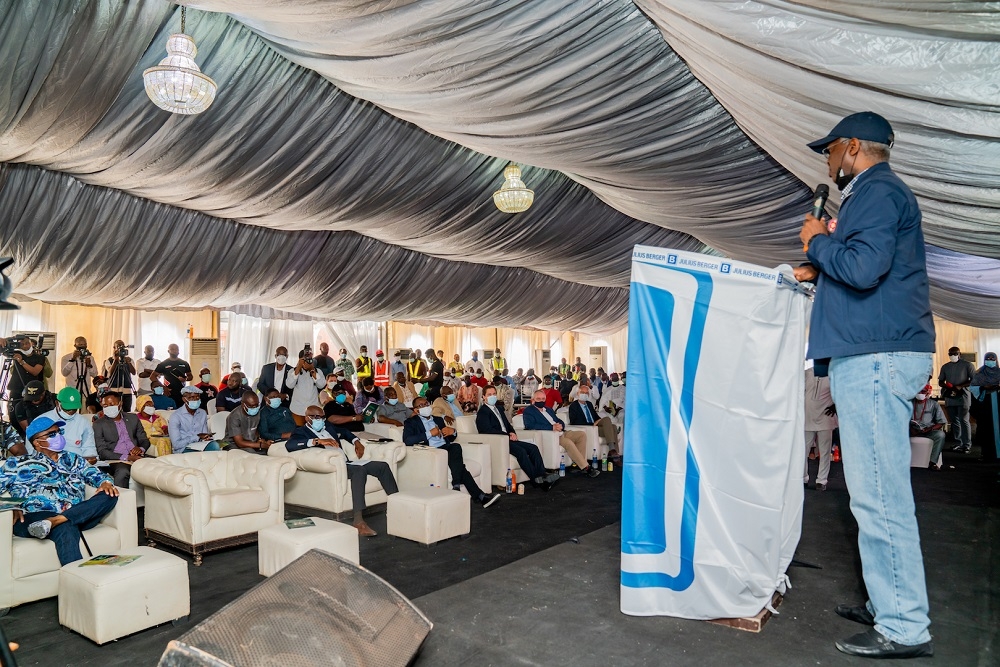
{"left": 5, "top": 335, "right": 45, "bottom": 431}
{"left": 102, "top": 340, "right": 136, "bottom": 413}
{"left": 60, "top": 336, "right": 97, "bottom": 398}
{"left": 286, "top": 344, "right": 325, "bottom": 426}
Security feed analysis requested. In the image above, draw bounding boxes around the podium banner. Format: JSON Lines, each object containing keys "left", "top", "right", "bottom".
{"left": 621, "top": 246, "right": 808, "bottom": 619}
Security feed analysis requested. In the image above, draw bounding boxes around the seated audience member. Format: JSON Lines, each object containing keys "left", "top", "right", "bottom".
{"left": 23, "top": 388, "right": 98, "bottom": 463}
{"left": 225, "top": 391, "right": 271, "bottom": 454}
{"left": 541, "top": 377, "right": 563, "bottom": 409}
{"left": 149, "top": 380, "right": 177, "bottom": 410}
{"left": 14, "top": 381, "right": 56, "bottom": 436}
{"left": 93, "top": 392, "right": 150, "bottom": 487}
{"left": 456, "top": 375, "right": 480, "bottom": 414}
{"left": 286, "top": 405, "right": 400, "bottom": 536}
{"left": 260, "top": 389, "right": 296, "bottom": 442}
{"left": 216, "top": 372, "right": 247, "bottom": 412}
{"left": 521, "top": 369, "right": 540, "bottom": 402}
{"left": 135, "top": 394, "right": 170, "bottom": 454}
{"left": 432, "top": 385, "right": 464, "bottom": 426}
{"left": 0, "top": 416, "right": 119, "bottom": 565}
{"left": 569, "top": 384, "right": 619, "bottom": 458}
{"left": 85, "top": 377, "right": 108, "bottom": 414}
{"left": 524, "top": 390, "right": 598, "bottom": 477}
{"left": 911, "top": 384, "right": 947, "bottom": 470}
{"left": 376, "top": 387, "right": 411, "bottom": 426}
{"left": 492, "top": 375, "right": 515, "bottom": 421}
{"left": 404, "top": 397, "right": 500, "bottom": 508}
{"left": 324, "top": 385, "right": 365, "bottom": 433}
{"left": 354, "top": 377, "right": 384, "bottom": 413}
{"left": 558, "top": 374, "right": 577, "bottom": 404}
{"left": 218, "top": 362, "right": 242, "bottom": 392}
{"left": 444, "top": 369, "right": 462, "bottom": 394}
{"left": 195, "top": 367, "right": 219, "bottom": 402}
{"left": 568, "top": 377, "right": 589, "bottom": 402}
{"left": 471, "top": 368, "right": 489, "bottom": 389}
{"left": 392, "top": 371, "right": 418, "bottom": 407}
{"left": 168, "top": 386, "right": 222, "bottom": 453}
{"left": 287, "top": 354, "right": 325, "bottom": 425}
{"left": 476, "top": 386, "right": 558, "bottom": 490}
{"left": 599, "top": 373, "right": 626, "bottom": 431}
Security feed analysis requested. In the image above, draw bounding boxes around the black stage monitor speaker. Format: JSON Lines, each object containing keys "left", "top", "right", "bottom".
{"left": 158, "top": 550, "right": 432, "bottom": 667}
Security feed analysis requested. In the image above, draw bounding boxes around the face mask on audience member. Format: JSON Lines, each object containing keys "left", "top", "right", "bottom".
{"left": 388, "top": 398, "right": 399, "bottom": 406}
{"left": 327, "top": 381, "right": 337, "bottom": 390}
{"left": 476, "top": 371, "right": 483, "bottom": 377}
{"left": 45, "top": 433, "right": 67, "bottom": 452}
{"left": 310, "top": 418, "right": 325, "bottom": 432}
{"left": 533, "top": 400, "right": 546, "bottom": 409}
{"left": 241, "top": 377, "right": 249, "bottom": 385}
{"left": 987, "top": 360, "right": 998, "bottom": 369}
{"left": 103, "top": 405, "right": 120, "bottom": 419}
{"left": 245, "top": 404, "right": 260, "bottom": 416}
{"left": 377, "top": 355, "right": 384, "bottom": 362}
{"left": 186, "top": 399, "right": 201, "bottom": 410}
{"left": 361, "top": 351, "right": 368, "bottom": 359}
{"left": 57, "top": 406, "right": 76, "bottom": 421}
{"left": 201, "top": 373, "right": 211, "bottom": 383}
{"left": 915, "top": 392, "right": 927, "bottom": 401}
{"left": 153, "top": 386, "right": 164, "bottom": 395}
{"left": 276, "top": 355, "right": 287, "bottom": 365}
{"left": 949, "top": 354, "right": 960, "bottom": 363}
{"left": 335, "top": 394, "right": 347, "bottom": 404}
{"left": 578, "top": 392, "right": 589, "bottom": 402}
{"left": 612, "top": 380, "right": 620, "bottom": 387}
{"left": 24, "top": 346, "right": 34, "bottom": 356}
{"left": 143, "top": 405, "right": 156, "bottom": 416}
{"left": 485, "top": 395, "right": 497, "bottom": 406}
{"left": 446, "top": 394, "right": 456, "bottom": 403}
{"left": 418, "top": 405, "right": 433, "bottom": 417}
{"left": 340, "top": 353, "right": 348, "bottom": 360}
{"left": 268, "top": 397, "right": 281, "bottom": 409}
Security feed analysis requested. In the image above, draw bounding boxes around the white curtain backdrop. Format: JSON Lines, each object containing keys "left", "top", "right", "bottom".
{"left": 316, "top": 321, "right": 382, "bottom": 357}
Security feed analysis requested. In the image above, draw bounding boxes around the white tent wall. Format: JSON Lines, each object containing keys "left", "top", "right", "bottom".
{"left": 932, "top": 318, "right": 1000, "bottom": 377}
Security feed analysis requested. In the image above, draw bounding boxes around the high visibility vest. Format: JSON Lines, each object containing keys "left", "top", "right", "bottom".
{"left": 490, "top": 356, "right": 506, "bottom": 372}
{"left": 357, "top": 356, "right": 373, "bottom": 378}
{"left": 408, "top": 359, "right": 425, "bottom": 380}
{"left": 373, "top": 360, "right": 391, "bottom": 386}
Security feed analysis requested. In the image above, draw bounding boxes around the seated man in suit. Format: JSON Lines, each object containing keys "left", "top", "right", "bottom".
{"left": 476, "top": 386, "right": 558, "bottom": 490}
{"left": 569, "top": 384, "right": 619, "bottom": 459}
{"left": 286, "top": 405, "right": 399, "bottom": 536}
{"left": 256, "top": 346, "right": 292, "bottom": 407}
{"left": 93, "top": 392, "right": 150, "bottom": 487}
{"left": 523, "top": 390, "right": 599, "bottom": 477}
{"left": 404, "top": 397, "right": 500, "bottom": 508}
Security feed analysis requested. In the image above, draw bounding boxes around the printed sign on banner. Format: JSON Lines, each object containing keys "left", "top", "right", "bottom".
{"left": 621, "top": 246, "right": 809, "bottom": 619}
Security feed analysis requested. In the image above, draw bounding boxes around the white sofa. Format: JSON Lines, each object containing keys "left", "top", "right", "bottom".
{"left": 0, "top": 487, "right": 138, "bottom": 614}
{"left": 268, "top": 440, "right": 405, "bottom": 520}
{"left": 131, "top": 450, "right": 296, "bottom": 565}
{"left": 454, "top": 415, "right": 526, "bottom": 488}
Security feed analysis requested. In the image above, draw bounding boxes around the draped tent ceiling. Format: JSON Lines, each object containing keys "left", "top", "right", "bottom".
{"left": 0, "top": 0, "right": 997, "bottom": 332}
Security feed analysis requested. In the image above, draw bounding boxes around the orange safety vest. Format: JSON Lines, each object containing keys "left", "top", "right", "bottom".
{"left": 374, "top": 360, "right": 391, "bottom": 386}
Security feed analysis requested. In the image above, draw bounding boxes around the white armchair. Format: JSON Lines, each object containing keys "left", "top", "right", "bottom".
{"left": 268, "top": 441, "right": 405, "bottom": 520}
{"left": 395, "top": 442, "right": 492, "bottom": 495}
{"left": 512, "top": 414, "right": 563, "bottom": 470}
{"left": 454, "top": 415, "right": 525, "bottom": 488}
{"left": 362, "top": 423, "right": 403, "bottom": 442}
{"left": 131, "top": 451, "right": 296, "bottom": 565}
{"left": 556, "top": 407, "right": 611, "bottom": 460}
{"left": 0, "top": 487, "right": 137, "bottom": 614}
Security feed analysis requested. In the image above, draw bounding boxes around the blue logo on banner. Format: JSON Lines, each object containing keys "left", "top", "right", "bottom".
{"left": 667, "top": 254, "right": 677, "bottom": 264}
{"left": 621, "top": 262, "right": 712, "bottom": 592}
{"left": 720, "top": 263, "right": 731, "bottom": 274}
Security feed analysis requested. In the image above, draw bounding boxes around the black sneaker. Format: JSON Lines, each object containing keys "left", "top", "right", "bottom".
{"left": 585, "top": 466, "right": 600, "bottom": 478}
{"left": 480, "top": 493, "right": 501, "bottom": 508}
{"left": 835, "top": 628, "right": 933, "bottom": 659}
{"left": 835, "top": 604, "right": 875, "bottom": 626}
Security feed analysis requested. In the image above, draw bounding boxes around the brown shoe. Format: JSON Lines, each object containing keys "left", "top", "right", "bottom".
{"left": 353, "top": 521, "right": 377, "bottom": 537}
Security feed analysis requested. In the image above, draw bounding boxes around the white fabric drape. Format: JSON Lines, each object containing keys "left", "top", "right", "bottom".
{"left": 315, "top": 321, "right": 381, "bottom": 358}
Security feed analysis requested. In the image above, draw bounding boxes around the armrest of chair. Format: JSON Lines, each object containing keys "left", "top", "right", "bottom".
{"left": 131, "top": 459, "right": 201, "bottom": 497}
{"left": 395, "top": 446, "right": 447, "bottom": 492}
{"left": 462, "top": 433, "right": 514, "bottom": 486}
{"left": 518, "top": 429, "right": 563, "bottom": 469}
{"left": 455, "top": 441, "right": 492, "bottom": 488}
{"left": 364, "top": 442, "right": 405, "bottom": 466}
{"left": 269, "top": 442, "right": 346, "bottom": 474}
{"left": 88, "top": 486, "right": 138, "bottom": 549}
{"left": 361, "top": 424, "right": 403, "bottom": 441}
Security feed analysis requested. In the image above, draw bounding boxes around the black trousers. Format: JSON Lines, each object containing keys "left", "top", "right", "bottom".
{"left": 509, "top": 439, "right": 546, "bottom": 480}
{"left": 346, "top": 461, "right": 398, "bottom": 513}
{"left": 14, "top": 492, "right": 118, "bottom": 564}
{"left": 439, "top": 442, "right": 483, "bottom": 499}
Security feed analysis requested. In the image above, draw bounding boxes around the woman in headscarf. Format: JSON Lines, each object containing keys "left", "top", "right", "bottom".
{"left": 135, "top": 394, "right": 171, "bottom": 456}
{"left": 971, "top": 351, "right": 1000, "bottom": 462}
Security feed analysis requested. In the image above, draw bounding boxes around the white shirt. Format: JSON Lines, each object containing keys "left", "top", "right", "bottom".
{"left": 273, "top": 364, "right": 287, "bottom": 394}
{"left": 136, "top": 357, "right": 160, "bottom": 393}
{"left": 285, "top": 369, "right": 326, "bottom": 416}
{"left": 33, "top": 408, "right": 97, "bottom": 459}
{"left": 486, "top": 403, "right": 506, "bottom": 433}
{"left": 466, "top": 359, "right": 485, "bottom": 373}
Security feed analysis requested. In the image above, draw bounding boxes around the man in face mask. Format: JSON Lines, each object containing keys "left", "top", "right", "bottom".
{"left": 465, "top": 351, "right": 484, "bottom": 375}
{"left": 376, "top": 387, "right": 411, "bottom": 427}
{"left": 910, "top": 384, "right": 947, "bottom": 470}
{"left": 444, "top": 367, "right": 462, "bottom": 395}
{"left": 336, "top": 348, "right": 356, "bottom": 382}
{"left": 373, "top": 349, "right": 391, "bottom": 388}
{"left": 36, "top": 387, "right": 98, "bottom": 463}
{"left": 475, "top": 386, "right": 557, "bottom": 490}
{"left": 7, "top": 336, "right": 45, "bottom": 429}
{"left": 938, "top": 347, "right": 976, "bottom": 453}
{"left": 569, "top": 384, "right": 619, "bottom": 460}
{"left": 1, "top": 416, "right": 118, "bottom": 565}
{"left": 471, "top": 368, "right": 489, "bottom": 389}
{"left": 61, "top": 336, "right": 98, "bottom": 398}
{"left": 14, "top": 381, "right": 55, "bottom": 437}
{"left": 354, "top": 377, "right": 384, "bottom": 415}
{"left": 135, "top": 345, "right": 159, "bottom": 397}
{"left": 522, "top": 368, "right": 539, "bottom": 401}
{"left": 355, "top": 345, "right": 374, "bottom": 386}
{"left": 257, "top": 346, "right": 292, "bottom": 407}
{"left": 324, "top": 386, "right": 364, "bottom": 433}
{"left": 599, "top": 373, "right": 626, "bottom": 434}
{"left": 423, "top": 348, "right": 444, "bottom": 401}
{"left": 260, "top": 389, "right": 296, "bottom": 442}
{"left": 94, "top": 392, "right": 150, "bottom": 488}
{"left": 154, "top": 344, "right": 193, "bottom": 408}
{"left": 390, "top": 352, "right": 406, "bottom": 382}
{"left": 448, "top": 353, "right": 464, "bottom": 376}
{"left": 149, "top": 379, "right": 176, "bottom": 410}
{"left": 286, "top": 405, "right": 400, "bottom": 536}
{"left": 407, "top": 349, "right": 427, "bottom": 384}
{"left": 195, "top": 366, "right": 218, "bottom": 402}
{"left": 540, "top": 377, "right": 562, "bottom": 410}
{"left": 524, "top": 390, "right": 598, "bottom": 477}
{"left": 167, "top": 386, "right": 221, "bottom": 453}
{"left": 225, "top": 392, "right": 270, "bottom": 454}
{"left": 432, "top": 385, "right": 464, "bottom": 425}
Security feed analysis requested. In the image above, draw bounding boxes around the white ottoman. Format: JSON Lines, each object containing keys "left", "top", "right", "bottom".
{"left": 258, "top": 517, "right": 360, "bottom": 576}
{"left": 387, "top": 488, "right": 471, "bottom": 545}
{"left": 59, "top": 546, "right": 189, "bottom": 644}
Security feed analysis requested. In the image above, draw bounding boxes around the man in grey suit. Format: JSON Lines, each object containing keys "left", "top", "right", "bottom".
{"left": 256, "top": 346, "right": 293, "bottom": 406}
{"left": 93, "top": 392, "right": 150, "bottom": 487}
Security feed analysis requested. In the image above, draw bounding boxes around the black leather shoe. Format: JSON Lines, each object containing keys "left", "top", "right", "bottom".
{"left": 836, "top": 629, "right": 933, "bottom": 659}
{"left": 836, "top": 604, "right": 875, "bottom": 626}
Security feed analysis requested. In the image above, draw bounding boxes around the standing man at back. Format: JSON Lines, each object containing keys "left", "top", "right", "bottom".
{"left": 938, "top": 346, "right": 976, "bottom": 454}
{"left": 795, "top": 112, "right": 935, "bottom": 659}
{"left": 154, "top": 344, "right": 193, "bottom": 409}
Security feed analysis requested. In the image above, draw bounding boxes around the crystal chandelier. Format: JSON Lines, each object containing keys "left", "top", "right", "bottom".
{"left": 142, "top": 6, "right": 217, "bottom": 115}
{"left": 492, "top": 164, "right": 534, "bottom": 213}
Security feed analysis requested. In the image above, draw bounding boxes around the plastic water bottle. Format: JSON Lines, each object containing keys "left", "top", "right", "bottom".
{"left": 505, "top": 469, "right": 512, "bottom": 493}
{"left": 559, "top": 454, "right": 566, "bottom": 477}
{"left": 601, "top": 453, "right": 608, "bottom": 471}
{"left": 592, "top": 448, "right": 598, "bottom": 470}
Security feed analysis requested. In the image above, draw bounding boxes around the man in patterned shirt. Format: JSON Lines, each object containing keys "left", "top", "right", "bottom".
{"left": 1, "top": 416, "right": 119, "bottom": 565}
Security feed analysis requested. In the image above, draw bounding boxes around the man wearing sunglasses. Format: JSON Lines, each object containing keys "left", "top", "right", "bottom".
{"left": 0, "top": 416, "right": 118, "bottom": 565}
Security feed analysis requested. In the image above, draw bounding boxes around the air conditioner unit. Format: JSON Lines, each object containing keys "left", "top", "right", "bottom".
{"left": 391, "top": 348, "right": 413, "bottom": 361}
{"left": 190, "top": 338, "right": 221, "bottom": 384}
{"left": 588, "top": 346, "right": 607, "bottom": 372}
{"left": 481, "top": 350, "right": 494, "bottom": 361}
{"left": 13, "top": 331, "right": 58, "bottom": 392}
{"left": 534, "top": 349, "right": 551, "bottom": 374}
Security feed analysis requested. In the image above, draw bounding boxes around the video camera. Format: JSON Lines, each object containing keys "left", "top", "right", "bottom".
{"left": 301, "top": 343, "right": 314, "bottom": 364}
{"left": 114, "top": 344, "right": 135, "bottom": 361}
{"left": 1, "top": 333, "right": 47, "bottom": 358}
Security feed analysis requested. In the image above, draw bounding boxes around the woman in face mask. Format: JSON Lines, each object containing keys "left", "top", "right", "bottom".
{"left": 971, "top": 352, "right": 1000, "bottom": 462}
{"left": 135, "top": 394, "right": 170, "bottom": 439}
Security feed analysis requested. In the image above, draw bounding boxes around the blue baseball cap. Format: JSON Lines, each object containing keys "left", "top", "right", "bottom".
{"left": 26, "top": 416, "right": 65, "bottom": 442}
{"left": 807, "top": 111, "right": 895, "bottom": 153}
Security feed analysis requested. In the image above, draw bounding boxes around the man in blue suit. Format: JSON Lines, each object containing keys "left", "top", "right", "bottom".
{"left": 285, "top": 404, "right": 398, "bottom": 536}
{"left": 476, "top": 386, "right": 558, "bottom": 490}
{"left": 403, "top": 397, "right": 499, "bottom": 508}
{"left": 256, "top": 346, "right": 293, "bottom": 407}
{"left": 523, "top": 390, "right": 599, "bottom": 477}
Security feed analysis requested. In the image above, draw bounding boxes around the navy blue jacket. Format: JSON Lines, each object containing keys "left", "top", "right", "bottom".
{"left": 806, "top": 162, "right": 935, "bottom": 359}
{"left": 568, "top": 400, "right": 600, "bottom": 425}
{"left": 284, "top": 424, "right": 359, "bottom": 453}
{"left": 521, "top": 405, "right": 564, "bottom": 431}
{"left": 402, "top": 415, "right": 456, "bottom": 447}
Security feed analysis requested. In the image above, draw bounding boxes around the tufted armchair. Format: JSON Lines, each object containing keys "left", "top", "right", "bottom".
{"left": 267, "top": 440, "right": 405, "bottom": 520}
{"left": 131, "top": 450, "right": 296, "bottom": 565}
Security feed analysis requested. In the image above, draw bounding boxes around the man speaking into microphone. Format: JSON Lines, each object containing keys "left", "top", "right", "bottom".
{"left": 793, "top": 112, "right": 936, "bottom": 659}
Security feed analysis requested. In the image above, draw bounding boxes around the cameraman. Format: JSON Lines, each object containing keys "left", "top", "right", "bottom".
{"left": 60, "top": 336, "right": 97, "bottom": 398}
{"left": 102, "top": 340, "right": 136, "bottom": 413}
{"left": 286, "top": 346, "right": 325, "bottom": 426}
{"left": 6, "top": 336, "right": 45, "bottom": 430}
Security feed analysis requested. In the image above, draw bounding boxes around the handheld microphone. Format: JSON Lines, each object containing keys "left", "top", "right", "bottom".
{"left": 803, "top": 184, "right": 829, "bottom": 253}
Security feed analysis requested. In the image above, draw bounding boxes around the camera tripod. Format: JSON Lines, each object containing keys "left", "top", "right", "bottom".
{"left": 0, "top": 355, "right": 19, "bottom": 457}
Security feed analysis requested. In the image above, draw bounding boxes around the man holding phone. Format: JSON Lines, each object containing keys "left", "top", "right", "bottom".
{"left": 167, "top": 386, "right": 222, "bottom": 453}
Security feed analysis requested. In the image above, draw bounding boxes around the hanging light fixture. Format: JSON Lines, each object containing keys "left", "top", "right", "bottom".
{"left": 143, "top": 6, "right": 217, "bottom": 115}
{"left": 492, "top": 164, "right": 534, "bottom": 213}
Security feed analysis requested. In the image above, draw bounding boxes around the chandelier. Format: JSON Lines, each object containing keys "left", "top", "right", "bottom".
{"left": 492, "top": 164, "right": 534, "bottom": 213}
{"left": 142, "top": 6, "right": 217, "bottom": 115}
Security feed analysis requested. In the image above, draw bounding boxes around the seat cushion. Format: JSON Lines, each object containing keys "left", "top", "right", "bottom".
{"left": 13, "top": 524, "right": 122, "bottom": 579}
{"left": 210, "top": 488, "right": 270, "bottom": 518}
{"left": 466, "top": 460, "right": 482, "bottom": 479}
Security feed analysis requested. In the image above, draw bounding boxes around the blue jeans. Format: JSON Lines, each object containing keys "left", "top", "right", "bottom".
{"left": 13, "top": 492, "right": 119, "bottom": 565}
{"left": 829, "top": 352, "right": 933, "bottom": 645}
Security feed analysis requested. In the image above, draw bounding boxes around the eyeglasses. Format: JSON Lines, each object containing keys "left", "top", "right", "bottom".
{"left": 822, "top": 139, "right": 848, "bottom": 157}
